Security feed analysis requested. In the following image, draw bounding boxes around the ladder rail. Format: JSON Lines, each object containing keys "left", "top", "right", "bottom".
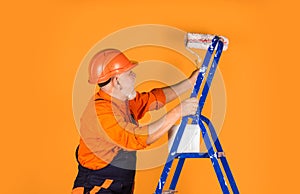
{"left": 154, "top": 36, "right": 239, "bottom": 194}
{"left": 169, "top": 158, "right": 185, "bottom": 190}
{"left": 199, "top": 118, "right": 230, "bottom": 194}
{"left": 165, "top": 40, "right": 228, "bottom": 193}
{"left": 192, "top": 39, "right": 224, "bottom": 125}
{"left": 154, "top": 36, "right": 220, "bottom": 193}
{"left": 201, "top": 115, "right": 240, "bottom": 194}
{"left": 154, "top": 36, "right": 220, "bottom": 194}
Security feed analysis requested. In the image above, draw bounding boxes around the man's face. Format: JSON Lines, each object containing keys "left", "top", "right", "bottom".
{"left": 117, "top": 70, "right": 137, "bottom": 99}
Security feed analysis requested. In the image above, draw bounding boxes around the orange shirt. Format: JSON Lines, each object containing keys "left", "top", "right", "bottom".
{"left": 78, "top": 88, "right": 166, "bottom": 170}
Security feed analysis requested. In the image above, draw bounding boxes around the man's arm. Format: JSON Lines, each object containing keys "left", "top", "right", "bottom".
{"left": 95, "top": 97, "right": 199, "bottom": 148}
{"left": 162, "top": 69, "right": 199, "bottom": 103}
{"left": 146, "top": 97, "right": 198, "bottom": 145}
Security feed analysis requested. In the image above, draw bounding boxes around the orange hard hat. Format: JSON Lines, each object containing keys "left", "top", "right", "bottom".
{"left": 88, "top": 49, "right": 138, "bottom": 84}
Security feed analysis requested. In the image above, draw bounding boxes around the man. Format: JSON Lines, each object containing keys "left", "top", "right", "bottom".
{"left": 72, "top": 49, "right": 199, "bottom": 194}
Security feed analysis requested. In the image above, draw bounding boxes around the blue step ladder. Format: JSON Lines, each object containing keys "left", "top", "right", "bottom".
{"left": 154, "top": 36, "right": 239, "bottom": 194}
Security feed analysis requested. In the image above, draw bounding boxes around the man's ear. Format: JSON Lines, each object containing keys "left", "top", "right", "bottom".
{"left": 111, "top": 76, "right": 121, "bottom": 89}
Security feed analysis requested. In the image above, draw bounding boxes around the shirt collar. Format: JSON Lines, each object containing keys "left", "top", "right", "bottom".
{"left": 95, "top": 89, "right": 127, "bottom": 105}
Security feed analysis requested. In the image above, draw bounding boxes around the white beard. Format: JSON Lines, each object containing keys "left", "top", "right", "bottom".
{"left": 118, "top": 79, "right": 136, "bottom": 100}
{"left": 119, "top": 84, "right": 136, "bottom": 100}
{"left": 126, "top": 90, "right": 136, "bottom": 100}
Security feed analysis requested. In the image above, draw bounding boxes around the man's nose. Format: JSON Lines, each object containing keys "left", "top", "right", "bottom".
{"left": 131, "top": 71, "right": 136, "bottom": 78}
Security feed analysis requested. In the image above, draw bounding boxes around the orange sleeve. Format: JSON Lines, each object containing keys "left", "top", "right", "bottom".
{"left": 129, "top": 88, "right": 166, "bottom": 120}
{"left": 96, "top": 103, "right": 149, "bottom": 150}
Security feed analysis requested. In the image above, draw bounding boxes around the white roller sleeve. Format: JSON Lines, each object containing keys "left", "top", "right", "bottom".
{"left": 168, "top": 124, "right": 201, "bottom": 153}
{"left": 185, "top": 33, "right": 229, "bottom": 51}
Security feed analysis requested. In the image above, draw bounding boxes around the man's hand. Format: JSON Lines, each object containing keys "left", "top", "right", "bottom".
{"left": 189, "top": 69, "right": 200, "bottom": 86}
{"left": 179, "top": 97, "right": 199, "bottom": 116}
{"left": 146, "top": 97, "right": 199, "bottom": 145}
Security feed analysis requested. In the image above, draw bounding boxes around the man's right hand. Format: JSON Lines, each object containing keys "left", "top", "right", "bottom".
{"left": 146, "top": 97, "right": 199, "bottom": 145}
{"left": 179, "top": 97, "right": 199, "bottom": 116}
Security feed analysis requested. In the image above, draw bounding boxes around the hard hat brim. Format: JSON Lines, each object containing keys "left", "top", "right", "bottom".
{"left": 97, "top": 60, "right": 138, "bottom": 83}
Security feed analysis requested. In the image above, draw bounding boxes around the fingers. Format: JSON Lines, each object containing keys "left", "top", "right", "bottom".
{"left": 186, "top": 97, "right": 198, "bottom": 103}
{"left": 189, "top": 69, "right": 200, "bottom": 84}
{"left": 190, "top": 98, "right": 198, "bottom": 115}
{"left": 180, "top": 97, "right": 199, "bottom": 116}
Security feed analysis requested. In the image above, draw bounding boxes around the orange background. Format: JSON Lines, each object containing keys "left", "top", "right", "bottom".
{"left": 1, "top": 0, "right": 300, "bottom": 193}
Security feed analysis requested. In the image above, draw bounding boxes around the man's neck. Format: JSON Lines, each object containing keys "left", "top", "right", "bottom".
{"left": 101, "top": 87, "right": 127, "bottom": 101}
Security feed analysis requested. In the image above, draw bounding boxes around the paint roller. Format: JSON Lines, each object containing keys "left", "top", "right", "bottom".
{"left": 185, "top": 33, "right": 229, "bottom": 65}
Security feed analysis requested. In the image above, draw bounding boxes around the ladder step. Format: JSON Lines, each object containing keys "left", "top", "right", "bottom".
{"left": 175, "top": 152, "right": 225, "bottom": 159}
{"left": 162, "top": 190, "right": 178, "bottom": 194}
{"left": 154, "top": 190, "right": 177, "bottom": 194}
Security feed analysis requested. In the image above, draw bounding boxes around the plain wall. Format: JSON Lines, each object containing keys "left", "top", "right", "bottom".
{"left": 0, "top": 0, "right": 299, "bottom": 193}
